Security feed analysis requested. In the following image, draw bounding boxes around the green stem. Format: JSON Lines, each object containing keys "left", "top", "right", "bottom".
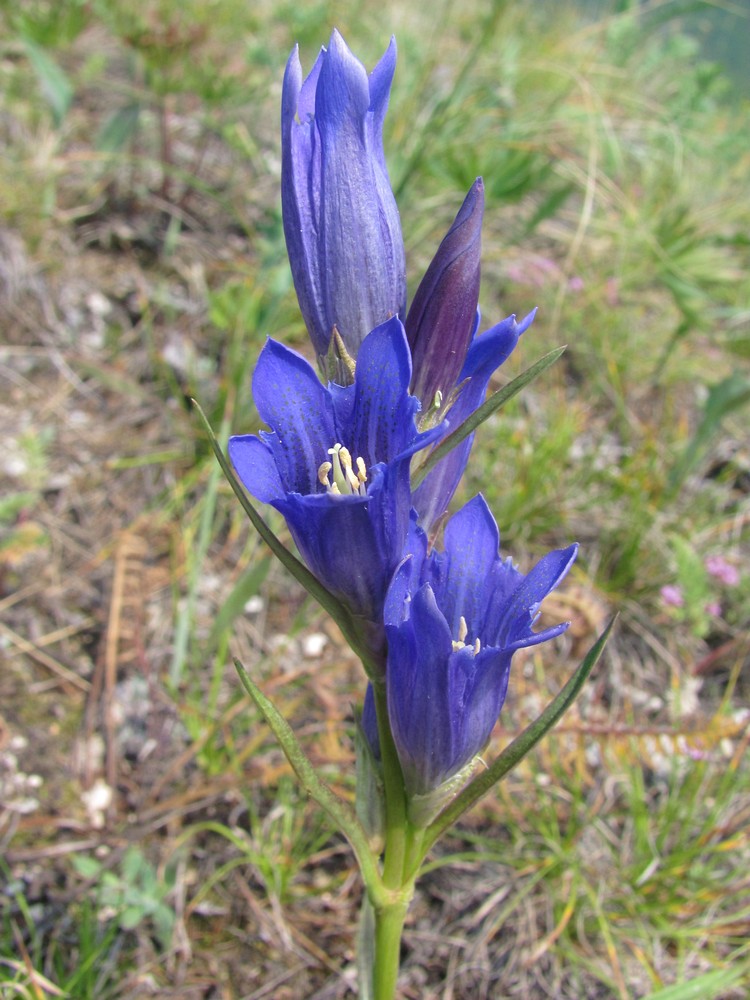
{"left": 372, "top": 895, "right": 410, "bottom": 1000}
{"left": 368, "top": 679, "right": 416, "bottom": 999}
{"left": 372, "top": 679, "right": 408, "bottom": 888}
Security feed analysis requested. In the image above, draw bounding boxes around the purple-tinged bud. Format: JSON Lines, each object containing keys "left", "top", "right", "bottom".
{"left": 406, "top": 178, "right": 484, "bottom": 408}
{"left": 281, "top": 30, "right": 406, "bottom": 361}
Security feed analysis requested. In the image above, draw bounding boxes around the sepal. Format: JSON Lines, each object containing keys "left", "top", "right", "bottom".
{"left": 406, "top": 757, "right": 478, "bottom": 829}
{"left": 354, "top": 711, "right": 386, "bottom": 853}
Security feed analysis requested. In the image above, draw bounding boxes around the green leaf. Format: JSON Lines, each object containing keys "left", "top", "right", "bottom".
{"left": 205, "top": 556, "right": 270, "bottom": 649}
{"left": 192, "top": 399, "right": 379, "bottom": 674}
{"left": 96, "top": 103, "right": 141, "bottom": 153}
{"left": 233, "top": 658, "right": 384, "bottom": 898}
{"left": 668, "top": 372, "right": 750, "bottom": 494}
{"left": 71, "top": 855, "right": 102, "bottom": 879}
{"left": 23, "top": 39, "right": 73, "bottom": 127}
{"left": 640, "top": 964, "right": 750, "bottom": 1000}
{"left": 419, "top": 615, "right": 617, "bottom": 863}
{"left": 411, "top": 347, "right": 566, "bottom": 490}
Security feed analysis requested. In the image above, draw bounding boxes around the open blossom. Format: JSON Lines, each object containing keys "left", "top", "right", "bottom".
{"left": 281, "top": 30, "right": 406, "bottom": 360}
{"left": 366, "top": 495, "right": 577, "bottom": 812}
{"left": 228, "top": 317, "right": 441, "bottom": 668}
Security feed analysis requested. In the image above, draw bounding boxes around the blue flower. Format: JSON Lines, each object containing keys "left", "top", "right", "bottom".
{"left": 376, "top": 494, "right": 577, "bottom": 802}
{"left": 228, "top": 317, "right": 441, "bottom": 668}
{"left": 413, "top": 309, "right": 536, "bottom": 534}
{"left": 281, "top": 30, "right": 406, "bottom": 360}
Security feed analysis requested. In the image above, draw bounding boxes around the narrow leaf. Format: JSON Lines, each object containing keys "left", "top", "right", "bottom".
{"left": 234, "top": 659, "right": 382, "bottom": 892}
{"left": 411, "top": 346, "right": 566, "bottom": 489}
{"left": 97, "top": 103, "right": 141, "bottom": 153}
{"left": 639, "top": 964, "right": 750, "bottom": 1000}
{"left": 23, "top": 39, "right": 73, "bottom": 127}
{"left": 419, "top": 615, "right": 616, "bottom": 861}
{"left": 206, "top": 557, "right": 270, "bottom": 649}
{"left": 668, "top": 373, "right": 750, "bottom": 494}
{"left": 192, "top": 399, "right": 375, "bottom": 669}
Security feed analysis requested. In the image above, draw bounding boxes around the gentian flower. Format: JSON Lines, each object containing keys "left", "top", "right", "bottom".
{"left": 281, "top": 30, "right": 406, "bottom": 361}
{"left": 369, "top": 494, "right": 577, "bottom": 819}
{"left": 228, "top": 317, "right": 441, "bottom": 670}
{"left": 404, "top": 178, "right": 534, "bottom": 533}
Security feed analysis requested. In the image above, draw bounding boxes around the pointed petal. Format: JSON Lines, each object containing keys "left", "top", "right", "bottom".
{"left": 281, "top": 48, "right": 328, "bottom": 356}
{"left": 413, "top": 312, "right": 531, "bottom": 533}
{"left": 387, "top": 583, "right": 456, "bottom": 793}
{"left": 228, "top": 434, "right": 284, "bottom": 503}
{"left": 406, "top": 179, "right": 484, "bottom": 407}
{"left": 349, "top": 317, "right": 418, "bottom": 464}
{"left": 368, "top": 36, "right": 397, "bottom": 141}
{"left": 494, "top": 544, "right": 578, "bottom": 648}
{"left": 439, "top": 495, "right": 501, "bottom": 637}
{"left": 251, "top": 338, "right": 335, "bottom": 493}
{"left": 317, "top": 29, "right": 371, "bottom": 127}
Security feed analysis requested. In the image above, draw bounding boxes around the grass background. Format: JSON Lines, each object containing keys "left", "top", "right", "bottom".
{"left": 1, "top": 0, "right": 748, "bottom": 997}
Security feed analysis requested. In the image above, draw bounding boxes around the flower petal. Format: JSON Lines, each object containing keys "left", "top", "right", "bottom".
{"left": 406, "top": 179, "right": 484, "bottom": 408}
{"left": 348, "top": 317, "right": 418, "bottom": 464}
{"left": 251, "top": 338, "right": 335, "bottom": 493}
{"left": 228, "top": 434, "right": 284, "bottom": 503}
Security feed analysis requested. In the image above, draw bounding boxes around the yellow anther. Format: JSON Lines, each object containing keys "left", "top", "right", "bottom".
{"left": 321, "top": 443, "right": 368, "bottom": 496}
{"left": 318, "top": 461, "right": 333, "bottom": 487}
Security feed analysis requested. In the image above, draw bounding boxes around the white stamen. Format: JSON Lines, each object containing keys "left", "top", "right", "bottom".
{"left": 451, "top": 615, "right": 481, "bottom": 655}
{"left": 319, "top": 443, "right": 368, "bottom": 496}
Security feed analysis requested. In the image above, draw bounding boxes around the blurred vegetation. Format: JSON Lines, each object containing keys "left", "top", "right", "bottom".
{"left": 1, "top": 0, "right": 748, "bottom": 997}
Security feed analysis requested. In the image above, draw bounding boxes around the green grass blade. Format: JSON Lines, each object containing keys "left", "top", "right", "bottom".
{"left": 411, "top": 346, "right": 566, "bottom": 490}
{"left": 639, "top": 964, "right": 750, "bottom": 1000}
{"left": 419, "top": 615, "right": 617, "bottom": 862}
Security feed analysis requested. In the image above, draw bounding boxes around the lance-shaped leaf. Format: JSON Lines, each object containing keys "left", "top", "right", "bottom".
{"left": 234, "top": 659, "right": 384, "bottom": 897}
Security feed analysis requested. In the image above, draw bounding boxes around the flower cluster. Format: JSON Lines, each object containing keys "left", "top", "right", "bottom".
{"left": 230, "top": 31, "right": 577, "bottom": 819}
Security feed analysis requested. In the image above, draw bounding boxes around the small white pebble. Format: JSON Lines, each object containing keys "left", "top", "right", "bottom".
{"left": 244, "top": 596, "right": 264, "bottom": 614}
{"left": 302, "top": 633, "right": 328, "bottom": 659}
{"left": 81, "top": 779, "right": 113, "bottom": 828}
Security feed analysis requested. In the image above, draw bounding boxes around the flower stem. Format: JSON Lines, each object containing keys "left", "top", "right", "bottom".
{"left": 372, "top": 679, "right": 408, "bottom": 887}
{"left": 372, "top": 895, "right": 410, "bottom": 1000}
{"left": 368, "top": 679, "right": 415, "bottom": 998}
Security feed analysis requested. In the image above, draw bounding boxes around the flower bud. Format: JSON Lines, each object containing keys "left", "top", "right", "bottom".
{"left": 281, "top": 30, "right": 406, "bottom": 360}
